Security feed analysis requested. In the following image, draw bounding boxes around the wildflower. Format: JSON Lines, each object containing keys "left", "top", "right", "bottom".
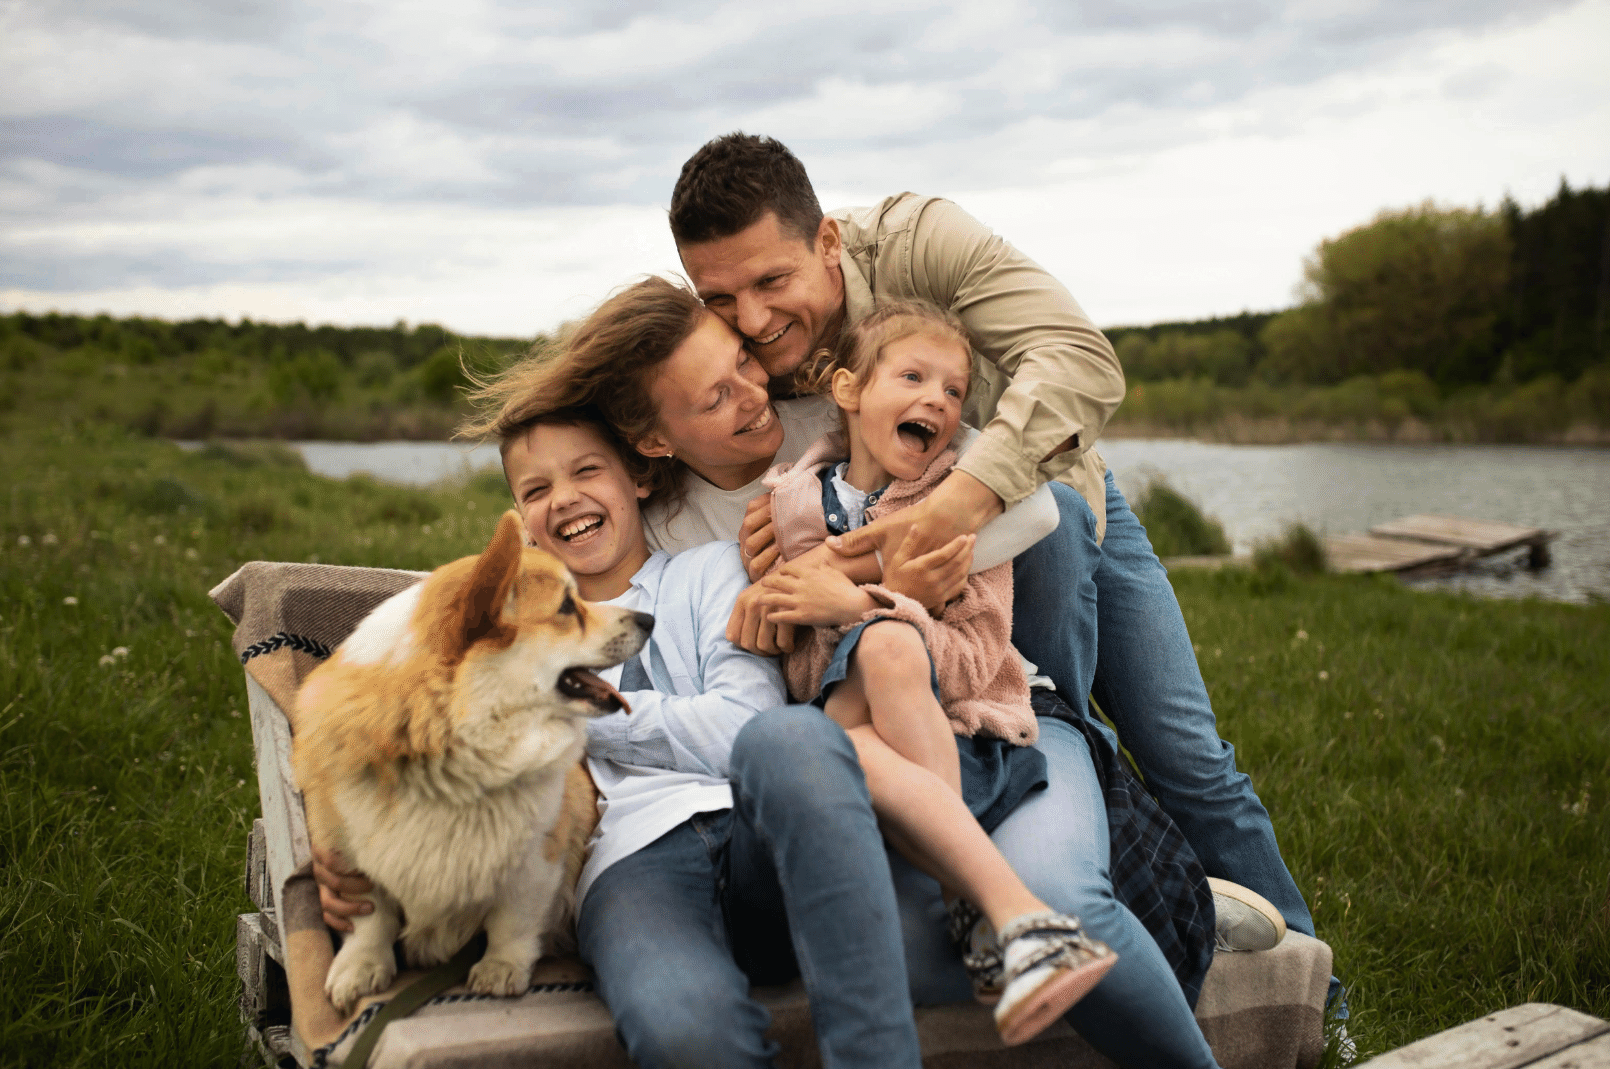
{"left": 1318, "top": 670, "right": 1329, "bottom": 680}
{"left": 153, "top": 534, "right": 166, "bottom": 546}
{"left": 1343, "top": 710, "right": 1353, "bottom": 719}
{"left": 42, "top": 533, "right": 58, "bottom": 545}
{"left": 421, "top": 525, "right": 432, "bottom": 534}
{"left": 1295, "top": 629, "right": 1308, "bottom": 641}
{"left": 1429, "top": 735, "right": 1446, "bottom": 754}
{"left": 1213, "top": 648, "right": 1222, "bottom": 658}
{"left": 17, "top": 535, "right": 31, "bottom": 547}
{"left": 63, "top": 596, "right": 78, "bottom": 606}
{"left": 112, "top": 647, "right": 129, "bottom": 658}
{"left": 185, "top": 548, "right": 199, "bottom": 560}
{"left": 231, "top": 709, "right": 242, "bottom": 718}
{"left": 99, "top": 654, "right": 116, "bottom": 666}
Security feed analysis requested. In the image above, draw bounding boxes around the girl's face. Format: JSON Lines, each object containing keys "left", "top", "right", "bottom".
{"left": 636, "top": 311, "right": 785, "bottom": 491}
{"left": 834, "top": 333, "right": 970, "bottom": 485}
{"left": 503, "top": 421, "right": 651, "bottom": 597}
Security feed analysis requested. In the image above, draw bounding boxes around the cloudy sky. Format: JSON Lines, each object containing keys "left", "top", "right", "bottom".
{"left": 3, "top": 0, "right": 1607, "bottom": 337}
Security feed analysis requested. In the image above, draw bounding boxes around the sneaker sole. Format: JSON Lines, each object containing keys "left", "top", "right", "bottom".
{"left": 1208, "top": 877, "right": 1287, "bottom": 952}
{"left": 996, "top": 952, "right": 1117, "bottom": 1047}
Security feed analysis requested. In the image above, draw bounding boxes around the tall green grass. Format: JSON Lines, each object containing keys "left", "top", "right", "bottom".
{"left": 1, "top": 421, "right": 1605, "bottom": 1065}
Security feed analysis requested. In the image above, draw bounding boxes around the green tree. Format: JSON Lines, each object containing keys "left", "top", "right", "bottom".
{"left": 1260, "top": 202, "right": 1512, "bottom": 385}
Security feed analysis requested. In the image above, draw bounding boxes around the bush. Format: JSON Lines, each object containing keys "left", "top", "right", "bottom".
{"left": 1254, "top": 523, "right": 1328, "bottom": 576}
{"left": 1133, "top": 478, "right": 1231, "bottom": 557}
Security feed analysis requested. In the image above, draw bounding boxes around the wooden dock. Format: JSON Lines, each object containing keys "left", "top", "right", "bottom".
{"left": 1325, "top": 514, "right": 1552, "bottom": 575}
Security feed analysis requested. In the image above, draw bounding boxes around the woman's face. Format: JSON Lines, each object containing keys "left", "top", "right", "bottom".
{"left": 637, "top": 311, "right": 785, "bottom": 490}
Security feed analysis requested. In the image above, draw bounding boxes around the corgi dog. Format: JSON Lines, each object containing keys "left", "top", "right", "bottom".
{"left": 293, "top": 509, "right": 653, "bottom": 1012}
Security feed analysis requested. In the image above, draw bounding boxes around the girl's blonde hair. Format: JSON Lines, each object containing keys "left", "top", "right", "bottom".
{"left": 794, "top": 298, "right": 972, "bottom": 409}
{"left": 458, "top": 275, "right": 706, "bottom": 508}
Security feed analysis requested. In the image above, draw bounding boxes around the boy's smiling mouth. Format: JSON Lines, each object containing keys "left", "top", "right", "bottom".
{"left": 556, "top": 514, "right": 605, "bottom": 543}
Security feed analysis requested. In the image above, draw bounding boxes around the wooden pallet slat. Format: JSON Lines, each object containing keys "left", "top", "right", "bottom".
{"left": 1357, "top": 1003, "right": 1610, "bottom": 1069}
{"left": 1369, "top": 514, "right": 1544, "bottom": 552}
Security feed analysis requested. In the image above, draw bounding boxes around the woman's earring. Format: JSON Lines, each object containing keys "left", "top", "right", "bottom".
{"left": 665, "top": 450, "right": 673, "bottom": 460}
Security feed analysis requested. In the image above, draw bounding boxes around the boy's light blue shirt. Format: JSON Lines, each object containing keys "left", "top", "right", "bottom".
{"left": 577, "top": 542, "right": 786, "bottom": 906}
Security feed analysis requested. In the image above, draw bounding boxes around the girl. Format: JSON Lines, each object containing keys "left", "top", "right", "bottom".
{"left": 756, "top": 299, "right": 1119, "bottom": 1043}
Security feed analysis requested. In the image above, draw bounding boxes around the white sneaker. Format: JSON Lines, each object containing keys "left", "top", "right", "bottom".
{"left": 1208, "top": 877, "right": 1286, "bottom": 952}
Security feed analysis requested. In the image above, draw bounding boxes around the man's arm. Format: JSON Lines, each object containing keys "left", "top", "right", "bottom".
{"left": 911, "top": 196, "right": 1125, "bottom": 510}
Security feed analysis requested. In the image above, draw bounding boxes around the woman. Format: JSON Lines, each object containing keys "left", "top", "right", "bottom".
{"left": 464, "top": 275, "right": 1226, "bottom": 1068}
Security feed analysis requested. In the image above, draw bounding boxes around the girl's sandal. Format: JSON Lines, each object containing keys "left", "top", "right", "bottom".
{"left": 993, "top": 911, "right": 1118, "bottom": 1047}
{"left": 946, "top": 898, "right": 1003, "bottom": 1005}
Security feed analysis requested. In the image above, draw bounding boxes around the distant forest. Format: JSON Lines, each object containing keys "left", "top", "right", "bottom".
{"left": 3, "top": 179, "right": 1606, "bottom": 443}
{"left": 1, "top": 311, "right": 537, "bottom": 440}
{"left": 1105, "top": 179, "right": 1608, "bottom": 442}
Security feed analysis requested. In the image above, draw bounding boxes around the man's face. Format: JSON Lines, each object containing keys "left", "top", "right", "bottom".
{"left": 678, "top": 211, "right": 846, "bottom": 383}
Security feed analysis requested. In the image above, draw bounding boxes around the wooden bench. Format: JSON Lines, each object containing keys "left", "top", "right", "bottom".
{"left": 217, "top": 560, "right": 1335, "bottom": 1069}
{"left": 1356, "top": 1003, "right": 1609, "bottom": 1068}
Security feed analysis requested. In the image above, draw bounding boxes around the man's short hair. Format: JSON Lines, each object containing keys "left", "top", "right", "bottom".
{"left": 669, "top": 133, "right": 824, "bottom": 248}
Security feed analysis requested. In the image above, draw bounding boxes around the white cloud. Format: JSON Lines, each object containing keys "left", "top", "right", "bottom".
{"left": 1, "top": 0, "right": 1605, "bottom": 332}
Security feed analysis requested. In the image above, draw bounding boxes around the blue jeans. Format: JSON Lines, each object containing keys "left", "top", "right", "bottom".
{"left": 898, "top": 717, "right": 1221, "bottom": 1069}
{"left": 1012, "top": 473, "right": 1317, "bottom": 941}
{"left": 578, "top": 707, "right": 921, "bottom": 1069}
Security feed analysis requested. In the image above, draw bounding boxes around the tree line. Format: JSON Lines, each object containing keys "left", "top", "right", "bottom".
{"left": 1108, "top": 179, "right": 1609, "bottom": 393}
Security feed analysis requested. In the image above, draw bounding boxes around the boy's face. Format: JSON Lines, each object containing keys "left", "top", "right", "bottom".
{"left": 503, "top": 422, "right": 650, "bottom": 582}
{"left": 836, "top": 333, "right": 970, "bottom": 483}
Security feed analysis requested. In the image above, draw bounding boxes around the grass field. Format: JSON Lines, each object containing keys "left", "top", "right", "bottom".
{"left": 1, "top": 421, "right": 1606, "bottom": 1066}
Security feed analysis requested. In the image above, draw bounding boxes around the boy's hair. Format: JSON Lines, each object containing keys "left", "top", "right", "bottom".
{"left": 669, "top": 132, "right": 824, "bottom": 247}
{"left": 795, "top": 298, "right": 973, "bottom": 407}
{"left": 458, "top": 275, "right": 705, "bottom": 508}
{"left": 494, "top": 405, "right": 653, "bottom": 496}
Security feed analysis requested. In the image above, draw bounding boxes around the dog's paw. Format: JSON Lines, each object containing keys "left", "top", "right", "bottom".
{"left": 326, "top": 948, "right": 396, "bottom": 1014}
{"left": 466, "top": 956, "right": 532, "bottom": 998}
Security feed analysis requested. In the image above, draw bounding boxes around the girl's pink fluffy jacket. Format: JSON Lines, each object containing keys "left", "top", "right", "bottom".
{"left": 763, "top": 433, "right": 1037, "bottom": 746}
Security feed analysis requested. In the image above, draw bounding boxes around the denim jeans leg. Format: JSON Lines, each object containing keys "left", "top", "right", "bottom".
{"left": 727, "top": 706, "right": 923, "bottom": 1069}
{"left": 1011, "top": 481, "right": 1102, "bottom": 704}
{"left": 578, "top": 815, "right": 779, "bottom": 1069}
{"left": 1087, "top": 470, "right": 1316, "bottom": 939}
{"left": 996, "top": 718, "right": 1221, "bottom": 1068}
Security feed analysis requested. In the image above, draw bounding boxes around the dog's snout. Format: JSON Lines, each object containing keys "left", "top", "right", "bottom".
{"left": 632, "top": 611, "right": 654, "bottom": 634}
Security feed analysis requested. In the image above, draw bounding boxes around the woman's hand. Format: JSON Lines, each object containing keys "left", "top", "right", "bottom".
{"left": 884, "top": 530, "right": 974, "bottom": 613}
{"left": 758, "top": 557, "right": 878, "bottom": 628}
{"left": 739, "top": 495, "right": 779, "bottom": 582}
{"left": 313, "top": 843, "right": 374, "bottom": 932}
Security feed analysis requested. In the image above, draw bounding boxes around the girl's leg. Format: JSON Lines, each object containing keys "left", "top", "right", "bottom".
{"left": 844, "top": 722, "right": 1041, "bottom": 926}
{"left": 823, "top": 621, "right": 960, "bottom": 796}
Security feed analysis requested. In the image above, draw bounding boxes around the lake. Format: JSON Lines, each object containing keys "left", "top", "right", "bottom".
{"left": 272, "top": 438, "right": 1610, "bottom": 605}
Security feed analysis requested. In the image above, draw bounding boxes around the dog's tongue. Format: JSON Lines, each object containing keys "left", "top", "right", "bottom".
{"left": 562, "top": 668, "right": 631, "bottom": 714}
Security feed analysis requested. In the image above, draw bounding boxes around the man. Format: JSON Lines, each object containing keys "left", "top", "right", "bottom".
{"left": 669, "top": 132, "right": 1319, "bottom": 960}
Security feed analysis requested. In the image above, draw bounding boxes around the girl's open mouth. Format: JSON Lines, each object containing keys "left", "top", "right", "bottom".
{"left": 898, "top": 419, "right": 938, "bottom": 452}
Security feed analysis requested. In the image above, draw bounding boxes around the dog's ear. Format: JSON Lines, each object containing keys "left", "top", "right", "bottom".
{"left": 456, "top": 509, "right": 525, "bottom": 652}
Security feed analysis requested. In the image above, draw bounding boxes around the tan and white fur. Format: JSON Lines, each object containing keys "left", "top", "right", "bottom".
{"left": 293, "top": 510, "right": 652, "bottom": 1012}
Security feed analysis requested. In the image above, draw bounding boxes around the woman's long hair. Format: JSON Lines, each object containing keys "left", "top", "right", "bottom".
{"left": 459, "top": 276, "right": 706, "bottom": 508}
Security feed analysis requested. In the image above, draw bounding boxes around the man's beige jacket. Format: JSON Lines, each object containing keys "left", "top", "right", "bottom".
{"left": 833, "top": 193, "right": 1124, "bottom": 541}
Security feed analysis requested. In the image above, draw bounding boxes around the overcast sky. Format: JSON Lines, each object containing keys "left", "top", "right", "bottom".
{"left": 3, "top": 0, "right": 1607, "bottom": 336}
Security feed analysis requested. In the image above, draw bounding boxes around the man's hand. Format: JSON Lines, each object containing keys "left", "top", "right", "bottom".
{"left": 313, "top": 843, "right": 374, "bottom": 932}
{"left": 739, "top": 495, "right": 779, "bottom": 583}
{"left": 757, "top": 557, "right": 878, "bottom": 628}
{"left": 885, "top": 530, "right": 974, "bottom": 612}
{"left": 828, "top": 470, "right": 1003, "bottom": 565}
{"left": 726, "top": 580, "right": 797, "bottom": 655}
